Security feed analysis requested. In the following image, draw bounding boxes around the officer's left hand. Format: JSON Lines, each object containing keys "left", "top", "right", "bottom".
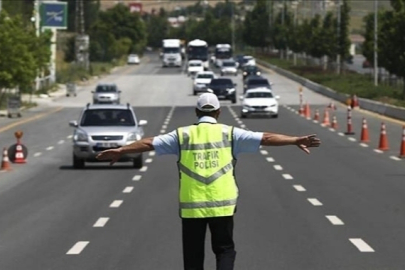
{"left": 96, "top": 148, "right": 122, "bottom": 165}
{"left": 296, "top": 134, "right": 321, "bottom": 154}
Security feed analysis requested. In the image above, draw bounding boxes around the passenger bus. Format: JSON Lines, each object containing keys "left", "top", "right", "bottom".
{"left": 187, "top": 39, "right": 209, "bottom": 70}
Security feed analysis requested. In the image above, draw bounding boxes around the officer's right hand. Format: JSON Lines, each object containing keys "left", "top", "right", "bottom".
{"left": 296, "top": 134, "right": 321, "bottom": 154}
{"left": 96, "top": 148, "right": 122, "bottom": 165}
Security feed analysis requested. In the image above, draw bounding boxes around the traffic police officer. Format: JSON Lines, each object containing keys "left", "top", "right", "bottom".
{"left": 96, "top": 93, "right": 321, "bottom": 270}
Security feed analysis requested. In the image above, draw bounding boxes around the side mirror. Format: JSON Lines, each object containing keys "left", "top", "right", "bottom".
{"left": 270, "top": 82, "right": 274, "bottom": 86}
{"left": 69, "top": 120, "right": 78, "bottom": 127}
{"left": 118, "top": 90, "right": 122, "bottom": 93}
{"left": 275, "top": 95, "right": 280, "bottom": 100}
{"left": 91, "top": 91, "right": 95, "bottom": 93}
{"left": 233, "top": 83, "right": 237, "bottom": 87}
{"left": 239, "top": 95, "right": 244, "bottom": 100}
{"left": 138, "top": 120, "right": 148, "bottom": 126}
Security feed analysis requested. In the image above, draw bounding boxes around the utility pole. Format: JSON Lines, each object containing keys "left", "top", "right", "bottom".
{"left": 231, "top": 1, "right": 235, "bottom": 52}
{"left": 374, "top": 0, "right": 378, "bottom": 86}
{"left": 336, "top": 0, "right": 341, "bottom": 75}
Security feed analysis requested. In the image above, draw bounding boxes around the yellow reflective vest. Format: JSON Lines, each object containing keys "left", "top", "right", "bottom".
{"left": 177, "top": 123, "right": 238, "bottom": 218}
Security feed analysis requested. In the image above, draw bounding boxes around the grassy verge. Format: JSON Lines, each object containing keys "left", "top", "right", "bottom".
{"left": 255, "top": 53, "right": 405, "bottom": 107}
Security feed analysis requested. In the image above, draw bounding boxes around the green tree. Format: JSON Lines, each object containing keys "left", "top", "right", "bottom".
{"left": 337, "top": 0, "right": 351, "bottom": 72}
{"left": 145, "top": 11, "right": 170, "bottom": 48}
{"left": 62, "top": 0, "right": 100, "bottom": 33}
{"left": 243, "top": 0, "right": 270, "bottom": 48}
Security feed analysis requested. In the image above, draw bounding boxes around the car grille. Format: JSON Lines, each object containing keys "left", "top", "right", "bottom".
{"left": 93, "top": 145, "right": 121, "bottom": 152}
{"left": 91, "top": 135, "right": 123, "bottom": 141}
{"left": 213, "top": 89, "right": 226, "bottom": 95}
{"left": 252, "top": 106, "right": 267, "bottom": 109}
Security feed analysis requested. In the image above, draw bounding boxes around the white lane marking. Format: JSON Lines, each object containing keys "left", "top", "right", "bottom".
{"left": 273, "top": 165, "right": 283, "bottom": 171}
{"left": 58, "top": 140, "right": 65, "bottom": 144}
{"left": 326, "top": 215, "right": 344, "bottom": 225}
{"left": 374, "top": 149, "right": 383, "bottom": 154}
{"left": 240, "top": 124, "right": 246, "bottom": 128}
{"left": 348, "top": 137, "right": 356, "bottom": 142}
{"left": 140, "top": 166, "right": 148, "bottom": 172}
{"left": 282, "top": 174, "right": 293, "bottom": 180}
{"left": 110, "top": 200, "right": 123, "bottom": 208}
{"left": 123, "top": 187, "right": 134, "bottom": 193}
{"left": 349, "top": 238, "right": 375, "bottom": 252}
{"left": 67, "top": 135, "right": 73, "bottom": 139}
{"left": 359, "top": 143, "right": 369, "bottom": 147}
{"left": 66, "top": 241, "right": 89, "bottom": 255}
{"left": 33, "top": 152, "right": 42, "bottom": 157}
{"left": 293, "top": 185, "right": 306, "bottom": 192}
{"left": 149, "top": 151, "right": 155, "bottom": 156}
{"left": 162, "top": 125, "right": 167, "bottom": 129}
{"left": 46, "top": 146, "right": 54, "bottom": 151}
{"left": 266, "top": 157, "right": 275, "bottom": 162}
{"left": 390, "top": 156, "right": 401, "bottom": 161}
{"left": 235, "top": 117, "right": 240, "bottom": 121}
{"left": 338, "top": 132, "right": 344, "bottom": 136}
{"left": 132, "top": 175, "right": 142, "bottom": 181}
{"left": 93, "top": 217, "right": 109, "bottom": 228}
{"left": 164, "top": 121, "right": 169, "bottom": 125}
{"left": 313, "top": 120, "right": 318, "bottom": 123}
{"left": 160, "top": 129, "right": 166, "bottom": 133}
{"left": 307, "top": 198, "right": 323, "bottom": 206}
{"left": 145, "top": 158, "right": 153, "bottom": 163}
{"left": 260, "top": 150, "right": 268, "bottom": 155}
{"left": 329, "top": 128, "right": 336, "bottom": 132}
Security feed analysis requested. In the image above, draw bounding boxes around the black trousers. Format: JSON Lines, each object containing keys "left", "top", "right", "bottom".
{"left": 182, "top": 216, "right": 236, "bottom": 270}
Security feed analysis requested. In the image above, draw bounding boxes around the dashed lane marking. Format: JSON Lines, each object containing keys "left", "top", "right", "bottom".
{"left": 93, "top": 217, "right": 109, "bottom": 228}
{"left": 240, "top": 124, "right": 246, "bottom": 128}
{"left": 66, "top": 241, "right": 89, "bottom": 255}
{"left": 266, "top": 157, "right": 275, "bottom": 162}
{"left": 58, "top": 140, "right": 65, "bottom": 144}
{"left": 160, "top": 129, "right": 166, "bottom": 133}
{"left": 293, "top": 185, "right": 306, "bottom": 192}
{"left": 326, "top": 215, "right": 344, "bottom": 225}
{"left": 109, "top": 200, "right": 123, "bottom": 208}
{"left": 349, "top": 238, "right": 375, "bottom": 252}
{"left": 33, "top": 152, "right": 42, "bottom": 157}
{"left": 145, "top": 158, "right": 153, "bottom": 163}
{"left": 282, "top": 174, "right": 293, "bottom": 180}
{"left": 307, "top": 198, "right": 323, "bottom": 206}
{"left": 67, "top": 135, "right": 73, "bottom": 139}
{"left": 273, "top": 165, "right": 283, "bottom": 171}
{"left": 359, "top": 143, "right": 369, "bottom": 147}
{"left": 260, "top": 150, "right": 268, "bottom": 155}
{"left": 140, "top": 166, "right": 148, "bottom": 172}
{"left": 46, "top": 146, "right": 54, "bottom": 151}
{"left": 338, "top": 132, "right": 344, "bottom": 136}
{"left": 149, "top": 151, "right": 155, "bottom": 156}
{"left": 132, "top": 175, "right": 142, "bottom": 181}
{"left": 390, "top": 156, "right": 401, "bottom": 161}
{"left": 348, "top": 137, "right": 357, "bottom": 142}
{"left": 123, "top": 187, "right": 134, "bottom": 193}
{"left": 374, "top": 149, "right": 383, "bottom": 154}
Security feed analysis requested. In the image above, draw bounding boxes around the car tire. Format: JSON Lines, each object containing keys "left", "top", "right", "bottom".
{"left": 193, "top": 90, "right": 197, "bottom": 96}
{"left": 272, "top": 114, "right": 279, "bottom": 118}
{"left": 220, "top": 72, "right": 224, "bottom": 76}
{"left": 73, "top": 154, "right": 85, "bottom": 169}
{"left": 133, "top": 154, "right": 143, "bottom": 169}
{"left": 231, "top": 97, "right": 236, "bottom": 104}
{"left": 241, "top": 114, "right": 247, "bottom": 118}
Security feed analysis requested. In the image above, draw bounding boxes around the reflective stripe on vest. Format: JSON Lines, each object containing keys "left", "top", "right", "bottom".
{"left": 177, "top": 123, "right": 238, "bottom": 218}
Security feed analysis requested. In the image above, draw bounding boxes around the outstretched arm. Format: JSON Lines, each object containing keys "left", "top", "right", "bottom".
{"left": 96, "top": 137, "right": 155, "bottom": 165}
{"left": 261, "top": 133, "right": 320, "bottom": 154}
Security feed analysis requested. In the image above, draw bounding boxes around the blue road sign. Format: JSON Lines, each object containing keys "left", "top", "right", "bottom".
{"left": 40, "top": 2, "right": 68, "bottom": 29}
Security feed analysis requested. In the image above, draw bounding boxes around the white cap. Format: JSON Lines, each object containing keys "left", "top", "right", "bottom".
{"left": 196, "top": 93, "right": 220, "bottom": 112}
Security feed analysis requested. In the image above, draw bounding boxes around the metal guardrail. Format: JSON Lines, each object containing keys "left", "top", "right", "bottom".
{"left": 257, "top": 59, "right": 405, "bottom": 122}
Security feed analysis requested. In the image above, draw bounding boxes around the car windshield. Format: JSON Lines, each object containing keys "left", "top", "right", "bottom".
{"left": 189, "top": 62, "right": 202, "bottom": 67}
{"left": 197, "top": 74, "right": 214, "bottom": 79}
{"left": 129, "top": 54, "right": 138, "bottom": 58}
{"left": 210, "top": 79, "right": 233, "bottom": 87}
{"left": 223, "top": 62, "right": 236, "bottom": 67}
{"left": 246, "top": 92, "right": 273, "bottom": 98}
{"left": 80, "top": 109, "right": 135, "bottom": 127}
{"left": 96, "top": 85, "right": 117, "bottom": 93}
{"left": 163, "top": 47, "right": 180, "bottom": 53}
{"left": 249, "top": 79, "right": 269, "bottom": 86}
{"left": 244, "top": 66, "right": 258, "bottom": 72}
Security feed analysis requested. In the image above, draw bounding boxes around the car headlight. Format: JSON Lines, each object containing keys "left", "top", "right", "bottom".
{"left": 227, "top": 88, "right": 235, "bottom": 93}
{"left": 127, "top": 132, "right": 141, "bottom": 141}
{"left": 270, "top": 104, "right": 277, "bottom": 107}
{"left": 256, "top": 71, "right": 261, "bottom": 75}
{"left": 243, "top": 72, "right": 247, "bottom": 76}
{"left": 74, "top": 130, "right": 88, "bottom": 142}
{"left": 243, "top": 105, "right": 251, "bottom": 109}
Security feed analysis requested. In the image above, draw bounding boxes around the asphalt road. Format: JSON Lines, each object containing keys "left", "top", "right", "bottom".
{"left": 1, "top": 53, "right": 405, "bottom": 269}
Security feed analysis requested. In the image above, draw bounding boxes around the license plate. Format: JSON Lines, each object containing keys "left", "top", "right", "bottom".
{"left": 97, "top": 142, "right": 118, "bottom": 148}
{"left": 217, "top": 95, "right": 225, "bottom": 99}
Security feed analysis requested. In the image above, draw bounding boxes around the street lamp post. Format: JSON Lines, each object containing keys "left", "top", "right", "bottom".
{"left": 374, "top": 0, "right": 378, "bottom": 86}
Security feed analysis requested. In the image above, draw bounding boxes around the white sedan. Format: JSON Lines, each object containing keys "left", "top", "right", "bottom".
{"left": 187, "top": 60, "right": 204, "bottom": 77}
{"left": 193, "top": 71, "right": 216, "bottom": 95}
{"left": 127, "top": 54, "right": 140, "bottom": 65}
{"left": 240, "top": 88, "right": 280, "bottom": 118}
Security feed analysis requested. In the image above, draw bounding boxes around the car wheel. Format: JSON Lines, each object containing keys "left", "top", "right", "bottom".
{"left": 272, "top": 114, "right": 279, "bottom": 118}
{"left": 93, "top": 100, "right": 97, "bottom": 104}
{"left": 133, "top": 154, "right": 143, "bottom": 169}
{"left": 73, "top": 154, "right": 85, "bottom": 169}
{"left": 241, "top": 113, "right": 246, "bottom": 118}
{"left": 220, "top": 72, "right": 224, "bottom": 76}
{"left": 193, "top": 90, "right": 197, "bottom": 96}
{"left": 231, "top": 97, "right": 236, "bottom": 104}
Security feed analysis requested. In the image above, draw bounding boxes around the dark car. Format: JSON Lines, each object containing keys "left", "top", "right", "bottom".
{"left": 234, "top": 54, "right": 245, "bottom": 69}
{"left": 243, "top": 76, "right": 272, "bottom": 93}
{"left": 207, "top": 78, "right": 237, "bottom": 103}
{"left": 242, "top": 65, "right": 261, "bottom": 81}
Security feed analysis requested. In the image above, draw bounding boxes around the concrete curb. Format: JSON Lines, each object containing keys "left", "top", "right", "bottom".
{"left": 257, "top": 59, "right": 405, "bottom": 122}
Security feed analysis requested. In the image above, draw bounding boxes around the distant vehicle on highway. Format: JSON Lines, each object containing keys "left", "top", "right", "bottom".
{"left": 69, "top": 103, "right": 148, "bottom": 169}
{"left": 193, "top": 71, "right": 216, "bottom": 95}
{"left": 207, "top": 78, "right": 237, "bottom": 104}
{"left": 187, "top": 39, "right": 209, "bottom": 70}
{"left": 214, "top": 44, "right": 233, "bottom": 67}
{"left": 242, "top": 65, "right": 261, "bottom": 81}
{"left": 162, "top": 39, "right": 182, "bottom": 67}
{"left": 235, "top": 54, "right": 245, "bottom": 69}
{"left": 243, "top": 75, "right": 272, "bottom": 93}
{"left": 127, "top": 54, "right": 140, "bottom": 65}
{"left": 187, "top": 60, "right": 204, "bottom": 77}
{"left": 240, "top": 88, "right": 279, "bottom": 118}
{"left": 241, "top": 55, "right": 256, "bottom": 67}
{"left": 220, "top": 60, "right": 238, "bottom": 76}
{"left": 92, "top": 83, "right": 121, "bottom": 104}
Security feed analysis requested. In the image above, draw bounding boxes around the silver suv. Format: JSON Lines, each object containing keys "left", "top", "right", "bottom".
{"left": 69, "top": 103, "right": 148, "bottom": 169}
{"left": 92, "top": 83, "right": 121, "bottom": 104}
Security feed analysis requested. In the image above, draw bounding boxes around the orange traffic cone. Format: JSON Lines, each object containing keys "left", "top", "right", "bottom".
{"left": 1, "top": 148, "right": 11, "bottom": 171}
{"left": 14, "top": 144, "right": 26, "bottom": 164}
{"left": 299, "top": 104, "right": 305, "bottom": 116}
{"left": 378, "top": 122, "right": 389, "bottom": 151}
{"left": 304, "top": 103, "right": 311, "bottom": 119}
{"left": 321, "top": 109, "right": 330, "bottom": 126}
{"left": 331, "top": 116, "right": 338, "bottom": 130}
{"left": 344, "top": 106, "right": 355, "bottom": 135}
{"left": 399, "top": 126, "right": 405, "bottom": 158}
{"left": 360, "top": 118, "right": 370, "bottom": 143}
{"left": 313, "top": 109, "right": 320, "bottom": 122}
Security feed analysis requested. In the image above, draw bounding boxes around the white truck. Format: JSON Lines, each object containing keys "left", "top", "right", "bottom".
{"left": 162, "top": 39, "right": 183, "bottom": 67}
